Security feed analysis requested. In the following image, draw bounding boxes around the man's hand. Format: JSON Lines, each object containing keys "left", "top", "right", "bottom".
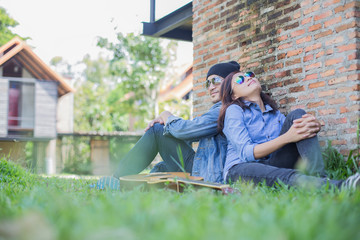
{"left": 144, "top": 111, "right": 174, "bottom": 132}
{"left": 292, "top": 113, "right": 322, "bottom": 136}
{"left": 145, "top": 117, "right": 164, "bottom": 132}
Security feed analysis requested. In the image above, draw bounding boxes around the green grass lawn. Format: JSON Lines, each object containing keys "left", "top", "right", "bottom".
{"left": 1, "top": 158, "right": 360, "bottom": 240}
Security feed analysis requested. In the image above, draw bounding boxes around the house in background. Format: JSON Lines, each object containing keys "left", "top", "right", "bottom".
{"left": 0, "top": 37, "right": 74, "bottom": 173}
{"left": 159, "top": 65, "right": 193, "bottom": 102}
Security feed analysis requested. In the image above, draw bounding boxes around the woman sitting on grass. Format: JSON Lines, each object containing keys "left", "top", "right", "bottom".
{"left": 217, "top": 70, "right": 360, "bottom": 189}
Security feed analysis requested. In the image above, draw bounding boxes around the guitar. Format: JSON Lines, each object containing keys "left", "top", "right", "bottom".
{"left": 119, "top": 172, "right": 235, "bottom": 195}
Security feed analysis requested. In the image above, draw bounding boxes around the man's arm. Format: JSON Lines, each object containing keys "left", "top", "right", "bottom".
{"left": 163, "top": 103, "right": 221, "bottom": 141}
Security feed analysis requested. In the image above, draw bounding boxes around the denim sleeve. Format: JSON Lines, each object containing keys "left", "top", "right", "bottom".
{"left": 223, "top": 105, "right": 256, "bottom": 162}
{"left": 163, "top": 104, "right": 220, "bottom": 141}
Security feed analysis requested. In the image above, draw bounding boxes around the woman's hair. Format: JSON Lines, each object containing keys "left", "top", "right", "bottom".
{"left": 217, "top": 71, "right": 278, "bottom": 134}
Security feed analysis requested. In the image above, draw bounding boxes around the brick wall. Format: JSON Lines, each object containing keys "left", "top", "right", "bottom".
{"left": 192, "top": 0, "right": 360, "bottom": 154}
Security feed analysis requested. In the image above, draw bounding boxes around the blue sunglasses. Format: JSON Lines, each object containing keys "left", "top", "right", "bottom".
{"left": 234, "top": 72, "right": 255, "bottom": 85}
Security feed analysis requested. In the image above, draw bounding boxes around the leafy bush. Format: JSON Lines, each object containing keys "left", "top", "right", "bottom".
{"left": 323, "top": 141, "right": 359, "bottom": 180}
{"left": 0, "top": 157, "right": 36, "bottom": 189}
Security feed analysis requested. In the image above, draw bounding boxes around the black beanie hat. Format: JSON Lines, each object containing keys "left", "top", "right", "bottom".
{"left": 206, "top": 61, "right": 240, "bottom": 79}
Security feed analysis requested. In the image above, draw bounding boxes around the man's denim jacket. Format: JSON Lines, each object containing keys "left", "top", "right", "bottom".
{"left": 163, "top": 102, "right": 227, "bottom": 183}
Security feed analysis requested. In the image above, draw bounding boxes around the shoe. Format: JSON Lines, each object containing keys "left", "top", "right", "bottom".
{"left": 342, "top": 172, "right": 360, "bottom": 190}
{"left": 96, "top": 176, "right": 121, "bottom": 190}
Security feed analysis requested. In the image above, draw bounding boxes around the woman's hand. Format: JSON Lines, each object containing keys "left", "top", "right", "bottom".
{"left": 284, "top": 124, "right": 316, "bottom": 143}
{"left": 292, "top": 114, "right": 321, "bottom": 135}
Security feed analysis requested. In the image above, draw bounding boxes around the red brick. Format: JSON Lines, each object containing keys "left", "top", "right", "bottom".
{"left": 309, "top": 24, "right": 322, "bottom": 32}
{"left": 304, "top": 73, "right": 318, "bottom": 81}
{"left": 347, "top": 74, "right": 360, "bottom": 81}
{"left": 277, "top": 53, "right": 286, "bottom": 60}
{"left": 214, "top": 49, "right": 225, "bottom": 56}
{"left": 337, "top": 86, "right": 353, "bottom": 93}
{"left": 284, "top": 78, "right": 299, "bottom": 86}
{"left": 352, "top": 84, "right": 360, "bottom": 91}
{"left": 328, "top": 76, "right": 347, "bottom": 85}
{"left": 299, "top": 93, "right": 315, "bottom": 100}
{"left": 286, "top": 58, "right": 301, "bottom": 66}
{"left": 314, "top": 11, "right": 332, "bottom": 21}
{"left": 304, "top": 4, "right": 320, "bottom": 15}
{"left": 324, "top": 0, "right": 341, "bottom": 8}
{"left": 287, "top": 49, "right": 303, "bottom": 57}
{"left": 316, "top": 51, "right": 324, "bottom": 58}
{"left": 197, "top": 91, "right": 207, "bottom": 97}
{"left": 279, "top": 97, "right": 296, "bottom": 104}
{"left": 350, "top": 95, "right": 360, "bottom": 101}
{"left": 321, "top": 69, "right": 335, "bottom": 77}
{"left": 326, "top": 58, "right": 343, "bottom": 66}
{"left": 290, "top": 104, "right": 306, "bottom": 111}
{"left": 301, "top": 0, "right": 311, "bottom": 7}
{"left": 277, "top": 35, "right": 288, "bottom": 42}
{"left": 203, "top": 54, "right": 214, "bottom": 61}
{"left": 304, "top": 54, "right": 313, "bottom": 62}
{"left": 324, "top": 16, "right": 342, "bottom": 28}
{"left": 307, "top": 101, "right": 325, "bottom": 108}
{"left": 319, "top": 109, "right": 337, "bottom": 115}
{"left": 329, "top": 97, "right": 346, "bottom": 104}
{"left": 328, "top": 118, "right": 347, "bottom": 124}
{"left": 309, "top": 81, "right": 325, "bottom": 89}
{"left": 348, "top": 52, "right": 357, "bottom": 60}
{"left": 326, "top": 49, "right": 334, "bottom": 55}
{"left": 334, "top": 2, "right": 357, "bottom": 14}
{"left": 305, "top": 43, "right": 322, "bottom": 52}
{"left": 279, "top": 42, "right": 293, "bottom": 50}
{"left": 318, "top": 90, "right": 335, "bottom": 97}
{"left": 331, "top": 140, "right": 347, "bottom": 145}
{"left": 339, "top": 64, "right": 360, "bottom": 72}
{"left": 269, "top": 63, "right": 284, "bottom": 71}
{"left": 325, "top": 36, "right": 344, "bottom": 46}
{"left": 314, "top": 30, "right": 332, "bottom": 40}
{"left": 305, "top": 62, "right": 322, "bottom": 71}
{"left": 336, "top": 21, "right": 357, "bottom": 32}
{"left": 349, "top": 104, "right": 360, "bottom": 112}
{"left": 292, "top": 68, "right": 303, "bottom": 74}
{"left": 275, "top": 70, "right": 291, "bottom": 78}
{"left": 340, "top": 107, "right": 349, "bottom": 113}
{"left": 290, "top": 86, "right": 305, "bottom": 92}
{"left": 301, "top": 17, "right": 312, "bottom": 25}
{"left": 291, "top": 29, "right": 306, "bottom": 37}
{"left": 343, "top": 127, "right": 357, "bottom": 134}
{"left": 296, "top": 36, "right": 312, "bottom": 44}
{"left": 337, "top": 43, "right": 357, "bottom": 52}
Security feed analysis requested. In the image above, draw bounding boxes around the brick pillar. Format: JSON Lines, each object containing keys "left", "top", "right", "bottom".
{"left": 192, "top": 0, "right": 360, "bottom": 154}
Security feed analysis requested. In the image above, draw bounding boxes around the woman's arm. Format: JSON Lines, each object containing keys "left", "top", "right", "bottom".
{"left": 253, "top": 122, "right": 316, "bottom": 159}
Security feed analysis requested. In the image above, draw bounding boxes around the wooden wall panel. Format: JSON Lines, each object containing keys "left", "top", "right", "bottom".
{"left": 34, "top": 81, "right": 57, "bottom": 138}
{"left": 0, "top": 78, "right": 9, "bottom": 137}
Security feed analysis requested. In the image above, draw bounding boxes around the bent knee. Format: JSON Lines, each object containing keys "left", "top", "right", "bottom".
{"left": 287, "top": 108, "right": 306, "bottom": 120}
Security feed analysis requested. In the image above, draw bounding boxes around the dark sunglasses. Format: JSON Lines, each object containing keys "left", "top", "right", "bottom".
{"left": 234, "top": 72, "right": 255, "bottom": 85}
{"left": 205, "top": 76, "right": 223, "bottom": 88}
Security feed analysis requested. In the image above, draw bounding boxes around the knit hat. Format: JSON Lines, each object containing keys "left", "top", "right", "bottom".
{"left": 206, "top": 61, "right": 240, "bottom": 79}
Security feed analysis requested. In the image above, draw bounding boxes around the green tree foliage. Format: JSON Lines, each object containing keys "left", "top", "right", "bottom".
{"left": 0, "top": 7, "right": 26, "bottom": 45}
{"left": 97, "top": 33, "right": 177, "bottom": 129}
{"left": 74, "top": 54, "right": 123, "bottom": 132}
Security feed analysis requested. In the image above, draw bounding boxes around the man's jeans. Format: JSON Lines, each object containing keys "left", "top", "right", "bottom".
{"left": 227, "top": 109, "right": 342, "bottom": 188}
{"left": 113, "top": 123, "right": 195, "bottom": 178}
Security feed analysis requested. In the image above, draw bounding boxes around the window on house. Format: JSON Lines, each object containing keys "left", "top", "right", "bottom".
{"left": 7, "top": 80, "right": 35, "bottom": 136}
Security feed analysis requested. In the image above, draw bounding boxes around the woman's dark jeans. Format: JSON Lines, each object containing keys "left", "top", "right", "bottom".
{"left": 227, "top": 109, "right": 343, "bottom": 188}
{"left": 113, "top": 123, "right": 195, "bottom": 178}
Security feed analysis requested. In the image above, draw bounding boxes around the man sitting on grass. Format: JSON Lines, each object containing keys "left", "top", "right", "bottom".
{"left": 97, "top": 61, "right": 241, "bottom": 189}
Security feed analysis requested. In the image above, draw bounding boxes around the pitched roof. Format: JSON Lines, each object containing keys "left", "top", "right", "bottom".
{"left": 159, "top": 65, "right": 193, "bottom": 102}
{"left": 0, "top": 37, "right": 74, "bottom": 96}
